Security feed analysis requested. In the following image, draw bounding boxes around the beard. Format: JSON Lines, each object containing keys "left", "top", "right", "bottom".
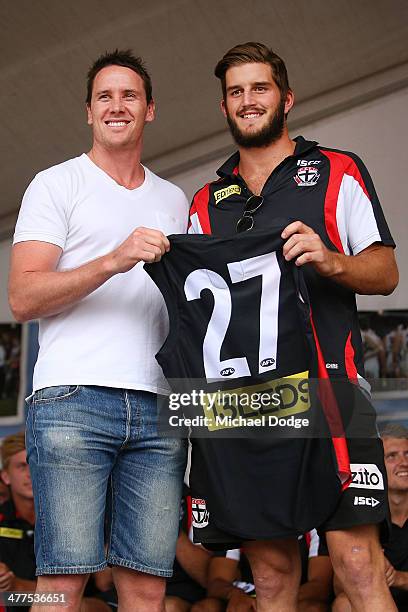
{"left": 226, "top": 96, "right": 286, "bottom": 148}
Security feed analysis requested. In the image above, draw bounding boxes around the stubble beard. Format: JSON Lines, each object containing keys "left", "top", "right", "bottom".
{"left": 226, "top": 96, "right": 286, "bottom": 148}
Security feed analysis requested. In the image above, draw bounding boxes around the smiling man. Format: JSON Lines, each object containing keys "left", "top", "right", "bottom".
{"left": 188, "top": 42, "right": 398, "bottom": 611}
{"left": 333, "top": 424, "right": 408, "bottom": 611}
{"left": 382, "top": 425, "right": 408, "bottom": 609}
{"left": 8, "top": 50, "right": 188, "bottom": 611}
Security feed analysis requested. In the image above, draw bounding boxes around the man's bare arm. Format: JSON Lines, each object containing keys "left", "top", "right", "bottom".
{"left": 8, "top": 227, "right": 170, "bottom": 322}
{"left": 384, "top": 557, "right": 408, "bottom": 591}
{"left": 298, "top": 555, "right": 333, "bottom": 611}
{"left": 207, "top": 557, "right": 256, "bottom": 610}
{"left": 281, "top": 221, "right": 398, "bottom": 295}
{"left": 175, "top": 531, "right": 212, "bottom": 588}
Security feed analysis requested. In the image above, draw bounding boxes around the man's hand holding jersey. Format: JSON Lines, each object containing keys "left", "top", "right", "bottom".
{"left": 281, "top": 220, "right": 398, "bottom": 296}
{"left": 109, "top": 226, "right": 170, "bottom": 272}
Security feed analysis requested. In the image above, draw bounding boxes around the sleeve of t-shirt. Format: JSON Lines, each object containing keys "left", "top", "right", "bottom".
{"left": 335, "top": 153, "right": 395, "bottom": 256}
{"left": 13, "top": 172, "right": 68, "bottom": 249}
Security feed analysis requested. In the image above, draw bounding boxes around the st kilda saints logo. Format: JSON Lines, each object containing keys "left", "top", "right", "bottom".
{"left": 191, "top": 498, "right": 209, "bottom": 528}
{"left": 293, "top": 166, "right": 320, "bottom": 187}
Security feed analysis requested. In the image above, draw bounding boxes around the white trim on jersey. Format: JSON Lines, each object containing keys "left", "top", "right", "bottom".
{"left": 357, "top": 372, "right": 372, "bottom": 397}
{"left": 226, "top": 549, "right": 241, "bottom": 560}
{"left": 336, "top": 174, "right": 382, "bottom": 255}
{"left": 308, "top": 528, "right": 320, "bottom": 558}
{"left": 188, "top": 211, "right": 203, "bottom": 234}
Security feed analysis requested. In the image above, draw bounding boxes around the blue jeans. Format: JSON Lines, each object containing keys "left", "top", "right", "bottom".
{"left": 26, "top": 385, "right": 186, "bottom": 576}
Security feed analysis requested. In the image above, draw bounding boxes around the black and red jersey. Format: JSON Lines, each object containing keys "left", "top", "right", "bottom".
{"left": 145, "top": 225, "right": 348, "bottom": 539}
{"left": 189, "top": 136, "right": 395, "bottom": 385}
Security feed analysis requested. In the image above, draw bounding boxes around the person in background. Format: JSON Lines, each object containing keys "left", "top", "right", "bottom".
{"left": 0, "top": 432, "right": 110, "bottom": 612}
{"left": 381, "top": 424, "right": 408, "bottom": 609}
{"left": 332, "top": 423, "right": 408, "bottom": 611}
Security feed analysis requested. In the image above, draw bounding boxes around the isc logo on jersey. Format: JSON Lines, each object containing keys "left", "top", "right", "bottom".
{"left": 354, "top": 496, "right": 380, "bottom": 507}
{"left": 214, "top": 185, "right": 241, "bottom": 204}
{"left": 191, "top": 498, "right": 210, "bottom": 528}
{"left": 349, "top": 464, "right": 384, "bottom": 490}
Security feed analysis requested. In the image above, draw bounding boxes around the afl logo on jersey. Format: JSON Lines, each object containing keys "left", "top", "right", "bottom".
{"left": 293, "top": 167, "right": 320, "bottom": 187}
{"left": 220, "top": 367, "right": 235, "bottom": 377}
{"left": 260, "top": 358, "right": 275, "bottom": 368}
{"left": 191, "top": 498, "right": 209, "bottom": 528}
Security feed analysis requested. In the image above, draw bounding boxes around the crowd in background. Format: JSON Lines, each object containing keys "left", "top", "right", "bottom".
{"left": 0, "top": 326, "right": 21, "bottom": 403}
{"left": 0, "top": 424, "right": 407, "bottom": 611}
{"left": 360, "top": 313, "right": 408, "bottom": 388}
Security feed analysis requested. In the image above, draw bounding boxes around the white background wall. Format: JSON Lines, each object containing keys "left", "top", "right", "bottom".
{"left": 0, "top": 87, "right": 407, "bottom": 321}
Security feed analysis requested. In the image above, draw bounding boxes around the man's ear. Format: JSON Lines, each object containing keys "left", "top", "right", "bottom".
{"left": 284, "top": 89, "right": 295, "bottom": 115}
{"left": 145, "top": 99, "right": 155, "bottom": 124}
{"left": 221, "top": 98, "right": 227, "bottom": 118}
{"left": 1, "top": 470, "right": 10, "bottom": 486}
{"left": 86, "top": 104, "right": 93, "bottom": 126}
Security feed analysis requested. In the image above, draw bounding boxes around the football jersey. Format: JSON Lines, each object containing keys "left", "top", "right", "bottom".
{"left": 189, "top": 136, "right": 395, "bottom": 387}
{"left": 145, "top": 222, "right": 346, "bottom": 540}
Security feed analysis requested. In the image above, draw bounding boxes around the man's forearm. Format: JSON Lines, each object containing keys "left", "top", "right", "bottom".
{"left": 9, "top": 227, "right": 170, "bottom": 322}
{"left": 328, "top": 246, "right": 398, "bottom": 295}
{"left": 12, "top": 576, "right": 36, "bottom": 591}
{"left": 208, "top": 577, "right": 243, "bottom": 601}
{"left": 282, "top": 222, "right": 398, "bottom": 295}
{"left": 9, "top": 253, "right": 118, "bottom": 322}
{"left": 176, "top": 532, "right": 211, "bottom": 588}
{"left": 393, "top": 570, "right": 408, "bottom": 590}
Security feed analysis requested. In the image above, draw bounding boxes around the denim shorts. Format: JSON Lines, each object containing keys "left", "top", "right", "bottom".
{"left": 26, "top": 385, "right": 186, "bottom": 577}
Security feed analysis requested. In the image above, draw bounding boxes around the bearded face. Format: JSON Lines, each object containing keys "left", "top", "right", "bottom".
{"left": 222, "top": 62, "right": 291, "bottom": 149}
{"left": 225, "top": 93, "right": 286, "bottom": 148}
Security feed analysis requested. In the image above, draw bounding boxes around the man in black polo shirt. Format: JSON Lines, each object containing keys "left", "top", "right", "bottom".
{"left": 333, "top": 424, "right": 408, "bottom": 611}
{"left": 382, "top": 424, "right": 408, "bottom": 610}
{"left": 0, "top": 432, "right": 36, "bottom": 597}
{"left": 188, "top": 41, "right": 399, "bottom": 612}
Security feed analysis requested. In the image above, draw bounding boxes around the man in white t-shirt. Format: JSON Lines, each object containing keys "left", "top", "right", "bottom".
{"left": 8, "top": 50, "right": 189, "bottom": 612}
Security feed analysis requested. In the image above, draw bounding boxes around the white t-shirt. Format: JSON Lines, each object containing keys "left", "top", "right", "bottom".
{"left": 14, "top": 154, "right": 189, "bottom": 393}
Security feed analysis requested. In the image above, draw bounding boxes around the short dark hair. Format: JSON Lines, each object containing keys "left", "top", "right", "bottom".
{"left": 380, "top": 423, "right": 408, "bottom": 439}
{"left": 214, "top": 42, "right": 290, "bottom": 101}
{"left": 86, "top": 49, "right": 153, "bottom": 105}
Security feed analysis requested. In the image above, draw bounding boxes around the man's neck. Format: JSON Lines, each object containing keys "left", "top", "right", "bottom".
{"left": 389, "top": 490, "right": 408, "bottom": 527}
{"left": 88, "top": 143, "right": 145, "bottom": 190}
{"left": 238, "top": 131, "right": 296, "bottom": 195}
{"left": 12, "top": 494, "right": 35, "bottom": 526}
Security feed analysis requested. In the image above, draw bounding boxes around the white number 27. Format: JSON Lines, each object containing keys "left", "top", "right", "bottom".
{"left": 184, "top": 252, "right": 281, "bottom": 381}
